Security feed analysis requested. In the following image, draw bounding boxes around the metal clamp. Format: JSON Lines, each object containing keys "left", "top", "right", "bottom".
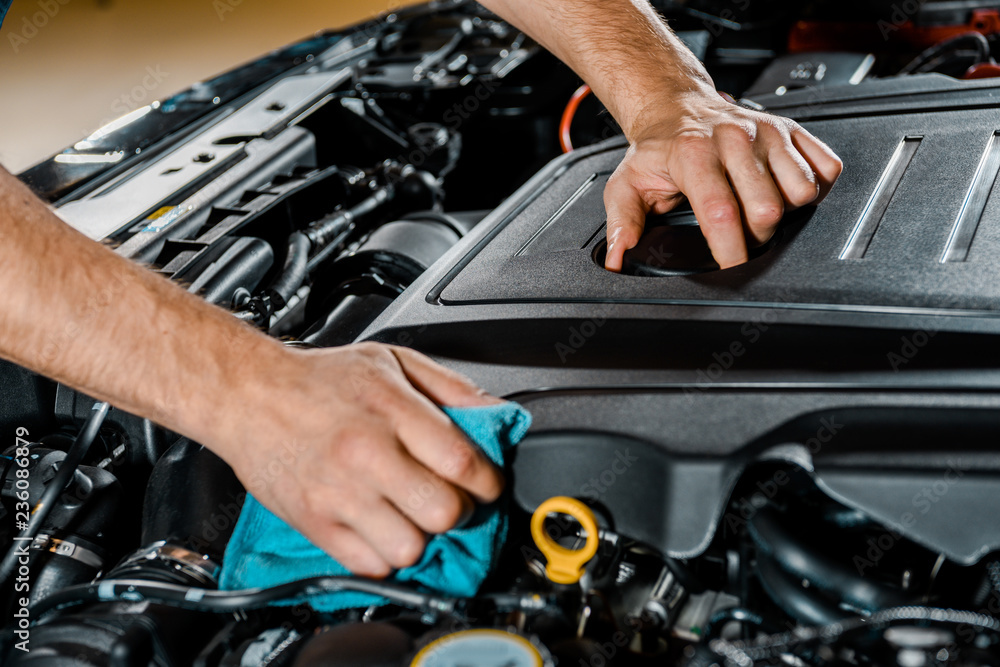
{"left": 31, "top": 534, "right": 105, "bottom": 570}
{"left": 115, "top": 541, "right": 221, "bottom": 587}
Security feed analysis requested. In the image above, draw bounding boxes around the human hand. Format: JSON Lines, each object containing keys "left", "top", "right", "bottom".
{"left": 205, "top": 342, "right": 504, "bottom": 578}
{"left": 603, "top": 91, "right": 843, "bottom": 271}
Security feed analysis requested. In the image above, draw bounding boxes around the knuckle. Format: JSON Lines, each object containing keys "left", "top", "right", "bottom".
{"left": 355, "top": 557, "right": 391, "bottom": 579}
{"left": 787, "top": 177, "right": 820, "bottom": 206}
{"left": 331, "top": 490, "right": 366, "bottom": 523}
{"left": 750, "top": 201, "right": 784, "bottom": 226}
{"left": 719, "top": 123, "right": 755, "bottom": 147}
{"left": 355, "top": 342, "right": 397, "bottom": 370}
{"left": 441, "top": 441, "right": 478, "bottom": 480}
{"left": 362, "top": 380, "right": 403, "bottom": 411}
{"left": 350, "top": 342, "right": 381, "bottom": 362}
{"left": 353, "top": 341, "right": 383, "bottom": 355}
{"left": 828, "top": 155, "right": 845, "bottom": 178}
{"left": 422, "top": 493, "right": 464, "bottom": 534}
{"left": 675, "top": 133, "right": 712, "bottom": 154}
{"left": 390, "top": 532, "right": 426, "bottom": 569}
{"left": 337, "top": 430, "right": 378, "bottom": 470}
{"left": 778, "top": 118, "right": 804, "bottom": 135}
{"left": 699, "top": 200, "right": 740, "bottom": 228}
{"left": 300, "top": 492, "right": 341, "bottom": 531}
{"left": 329, "top": 537, "right": 392, "bottom": 578}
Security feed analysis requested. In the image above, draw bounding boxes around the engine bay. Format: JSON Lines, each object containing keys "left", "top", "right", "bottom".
{"left": 5, "top": 1, "right": 1000, "bottom": 665}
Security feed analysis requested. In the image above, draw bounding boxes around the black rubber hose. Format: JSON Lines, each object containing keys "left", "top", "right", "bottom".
{"left": 899, "top": 32, "right": 992, "bottom": 75}
{"left": 0, "top": 402, "right": 110, "bottom": 587}
{"left": 748, "top": 508, "right": 909, "bottom": 614}
{"left": 702, "top": 607, "right": 769, "bottom": 639}
{"left": 755, "top": 554, "right": 847, "bottom": 626}
{"left": 267, "top": 231, "right": 311, "bottom": 311}
{"left": 703, "top": 606, "right": 1000, "bottom": 667}
{"left": 29, "top": 576, "right": 455, "bottom": 621}
{"left": 303, "top": 187, "right": 397, "bottom": 273}
{"left": 305, "top": 187, "right": 394, "bottom": 249}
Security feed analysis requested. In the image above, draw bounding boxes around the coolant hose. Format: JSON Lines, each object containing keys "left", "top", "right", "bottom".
{"left": 267, "top": 231, "right": 311, "bottom": 310}
{"left": 755, "top": 554, "right": 847, "bottom": 625}
{"left": 748, "top": 508, "right": 909, "bottom": 614}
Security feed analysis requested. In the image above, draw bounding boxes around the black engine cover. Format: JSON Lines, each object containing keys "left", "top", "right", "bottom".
{"left": 360, "top": 74, "right": 1000, "bottom": 564}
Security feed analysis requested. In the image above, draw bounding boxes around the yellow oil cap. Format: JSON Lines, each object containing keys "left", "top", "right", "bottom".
{"left": 529, "top": 496, "right": 600, "bottom": 585}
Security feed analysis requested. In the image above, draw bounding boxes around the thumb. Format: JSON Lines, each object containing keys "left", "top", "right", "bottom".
{"left": 603, "top": 174, "right": 648, "bottom": 272}
{"left": 390, "top": 346, "right": 502, "bottom": 408}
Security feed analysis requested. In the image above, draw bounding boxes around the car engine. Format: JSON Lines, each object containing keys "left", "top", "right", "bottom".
{"left": 4, "top": 1, "right": 1000, "bottom": 665}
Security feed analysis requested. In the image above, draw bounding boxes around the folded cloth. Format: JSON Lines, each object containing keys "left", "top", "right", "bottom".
{"left": 219, "top": 402, "right": 531, "bottom": 612}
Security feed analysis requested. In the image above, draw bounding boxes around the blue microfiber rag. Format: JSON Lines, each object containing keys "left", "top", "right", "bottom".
{"left": 219, "top": 402, "right": 531, "bottom": 612}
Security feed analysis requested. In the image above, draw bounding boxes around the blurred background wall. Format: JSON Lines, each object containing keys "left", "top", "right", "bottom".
{"left": 0, "top": 0, "right": 412, "bottom": 173}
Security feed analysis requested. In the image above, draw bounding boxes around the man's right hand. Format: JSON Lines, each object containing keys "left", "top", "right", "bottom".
{"left": 203, "top": 342, "right": 505, "bottom": 578}
{"left": 0, "top": 165, "right": 504, "bottom": 578}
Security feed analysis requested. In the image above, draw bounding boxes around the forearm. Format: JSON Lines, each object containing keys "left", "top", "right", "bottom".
{"left": 0, "top": 167, "right": 281, "bottom": 450}
{"left": 480, "top": 0, "right": 714, "bottom": 139}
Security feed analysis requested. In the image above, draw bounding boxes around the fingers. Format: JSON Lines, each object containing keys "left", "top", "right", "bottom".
{"left": 341, "top": 495, "right": 430, "bottom": 570}
{"left": 385, "top": 380, "right": 505, "bottom": 504}
{"left": 391, "top": 347, "right": 502, "bottom": 408}
{"left": 389, "top": 348, "right": 505, "bottom": 500}
{"left": 724, "top": 151, "right": 786, "bottom": 246}
{"left": 379, "top": 348, "right": 504, "bottom": 504}
{"left": 677, "top": 153, "right": 748, "bottom": 268}
{"left": 599, "top": 108, "right": 843, "bottom": 272}
{"left": 604, "top": 172, "right": 649, "bottom": 272}
{"left": 790, "top": 129, "right": 844, "bottom": 204}
{"left": 314, "top": 398, "right": 482, "bottom": 574}
{"left": 361, "top": 347, "right": 502, "bottom": 558}
{"left": 240, "top": 344, "right": 513, "bottom": 579}
{"left": 374, "top": 439, "right": 476, "bottom": 535}
{"left": 307, "top": 521, "right": 392, "bottom": 578}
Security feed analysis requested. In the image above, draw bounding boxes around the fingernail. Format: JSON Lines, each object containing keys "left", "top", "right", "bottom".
{"left": 605, "top": 239, "right": 620, "bottom": 271}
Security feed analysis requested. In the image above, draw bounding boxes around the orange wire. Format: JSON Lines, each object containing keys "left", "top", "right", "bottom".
{"left": 559, "top": 84, "right": 592, "bottom": 153}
